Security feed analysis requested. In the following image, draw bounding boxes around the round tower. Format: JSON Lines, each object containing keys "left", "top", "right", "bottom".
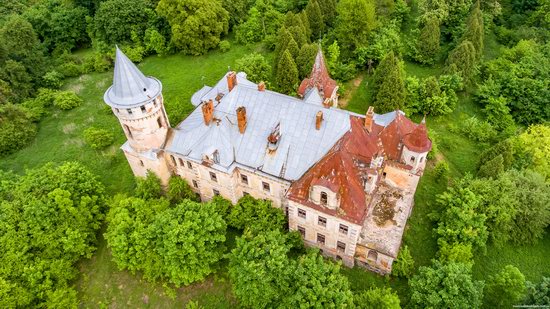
{"left": 104, "top": 47, "right": 170, "bottom": 152}
{"left": 401, "top": 118, "right": 432, "bottom": 173}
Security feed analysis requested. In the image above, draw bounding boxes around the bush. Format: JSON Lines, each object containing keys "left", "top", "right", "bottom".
{"left": 434, "top": 161, "right": 450, "bottom": 180}
{"left": 234, "top": 53, "right": 271, "bottom": 84}
{"left": 459, "top": 116, "right": 497, "bottom": 143}
{"left": 135, "top": 172, "right": 163, "bottom": 200}
{"left": 167, "top": 176, "right": 198, "bottom": 204}
{"left": 57, "top": 62, "right": 83, "bottom": 78}
{"left": 0, "top": 104, "right": 37, "bottom": 156}
{"left": 227, "top": 195, "right": 286, "bottom": 232}
{"left": 83, "top": 127, "right": 114, "bottom": 149}
{"left": 53, "top": 91, "right": 83, "bottom": 110}
{"left": 42, "top": 70, "right": 65, "bottom": 89}
{"left": 392, "top": 245, "right": 415, "bottom": 278}
{"left": 219, "top": 40, "right": 231, "bottom": 52}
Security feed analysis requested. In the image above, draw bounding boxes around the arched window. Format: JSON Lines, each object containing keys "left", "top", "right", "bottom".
{"left": 420, "top": 156, "right": 424, "bottom": 163}
{"left": 157, "top": 117, "right": 163, "bottom": 128}
{"left": 410, "top": 156, "right": 415, "bottom": 163}
{"left": 367, "top": 250, "right": 378, "bottom": 261}
{"left": 320, "top": 191, "right": 328, "bottom": 205}
{"left": 124, "top": 124, "right": 132, "bottom": 138}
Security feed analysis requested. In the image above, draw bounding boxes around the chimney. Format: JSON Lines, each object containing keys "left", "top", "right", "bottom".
{"left": 365, "top": 106, "right": 374, "bottom": 133}
{"left": 236, "top": 106, "right": 247, "bottom": 134}
{"left": 258, "top": 81, "right": 266, "bottom": 92}
{"left": 315, "top": 111, "right": 323, "bottom": 130}
{"left": 227, "top": 71, "right": 237, "bottom": 92}
{"left": 202, "top": 100, "right": 214, "bottom": 125}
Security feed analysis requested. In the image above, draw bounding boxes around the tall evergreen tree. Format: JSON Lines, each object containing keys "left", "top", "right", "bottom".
{"left": 305, "top": 0, "right": 324, "bottom": 40}
{"left": 335, "top": 0, "right": 378, "bottom": 55}
{"left": 288, "top": 26, "right": 307, "bottom": 48}
{"left": 373, "top": 51, "right": 406, "bottom": 112}
{"left": 299, "top": 11, "right": 312, "bottom": 40}
{"left": 276, "top": 49, "right": 299, "bottom": 94}
{"left": 296, "top": 43, "right": 318, "bottom": 78}
{"left": 317, "top": 0, "right": 337, "bottom": 27}
{"left": 286, "top": 37, "right": 300, "bottom": 60}
{"left": 446, "top": 40, "right": 477, "bottom": 83}
{"left": 415, "top": 16, "right": 440, "bottom": 64}
{"left": 273, "top": 27, "right": 293, "bottom": 75}
{"left": 462, "top": 0, "right": 484, "bottom": 60}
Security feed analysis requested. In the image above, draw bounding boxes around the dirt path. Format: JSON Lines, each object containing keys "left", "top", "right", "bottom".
{"left": 338, "top": 73, "right": 365, "bottom": 108}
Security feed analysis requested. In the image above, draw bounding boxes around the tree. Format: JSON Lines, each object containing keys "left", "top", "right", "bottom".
{"left": 354, "top": 287, "right": 401, "bottom": 309}
{"left": 523, "top": 277, "right": 550, "bottom": 306}
{"left": 305, "top": 0, "right": 324, "bottom": 40}
{"left": 167, "top": 176, "right": 198, "bottom": 204}
{"left": 515, "top": 125, "right": 550, "bottom": 179}
{"left": 461, "top": 1, "right": 484, "bottom": 60}
{"left": 284, "top": 251, "right": 354, "bottom": 307}
{"left": 157, "top": 0, "right": 229, "bottom": 55}
{"left": 478, "top": 154, "right": 504, "bottom": 178}
{"left": 227, "top": 195, "right": 286, "bottom": 232}
{"left": 335, "top": 0, "right": 378, "bottom": 55}
{"left": 414, "top": 16, "right": 440, "bottom": 64}
{"left": 23, "top": 0, "right": 88, "bottom": 53}
{"left": 446, "top": 40, "right": 477, "bottom": 83}
{"left": 91, "top": 0, "right": 156, "bottom": 45}
{"left": 234, "top": 0, "right": 284, "bottom": 45}
{"left": 0, "top": 104, "right": 37, "bottom": 155}
{"left": 83, "top": 127, "right": 114, "bottom": 150}
{"left": 484, "top": 265, "right": 526, "bottom": 308}
{"left": 409, "top": 261, "right": 484, "bottom": 309}
{"left": 296, "top": 43, "right": 318, "bottom": 78}
{"left": 273, "top": 27, "right": 293, "bottom": 74}
{"left": 135, "top": 172, "right": 163, "bottom": 200}
{"left": 392, "top": 245, "right": 414, "bottom": 278}
{"left": 318, "top": 0, "right": 337, "bottom": 27}
{"left": 228, "top": 230, "right": 294, "bottom": 308}
{"left": 0, "top": 60, "right": 33, "bottom": 101}
{"left": 373, "top": 51, "right": 406, "bottom": 112}
{"left": 0, "top": 162, "right": 105, "bottom": 308}
{"left": 276, "top": 49, "right": 299, "bottom": 94}
{"left": 222, "top": 0, "right": 254, "bottom": 30}
{"left": 234, "top": 53, "right": 271, "bottom": 84}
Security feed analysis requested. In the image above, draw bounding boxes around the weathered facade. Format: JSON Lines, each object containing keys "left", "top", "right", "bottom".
{"left": 104, "top": 48, "right": 431, "bottom": 275}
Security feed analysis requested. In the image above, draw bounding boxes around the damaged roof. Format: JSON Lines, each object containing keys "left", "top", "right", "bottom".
{"left": 298, "top": 48, "right": 338, "bottom": 100}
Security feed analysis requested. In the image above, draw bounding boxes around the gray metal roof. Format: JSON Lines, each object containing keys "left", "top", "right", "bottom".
{"left": 104, "top": 48, "right": 162, "bottom": 108}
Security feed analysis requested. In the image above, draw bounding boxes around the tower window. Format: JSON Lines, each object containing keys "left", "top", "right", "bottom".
{"left": 320, "top": 191, "right": 328, "bottom": 205}
{"left": 178, "top": 158, "right": 184, "bottom": 166}
{"left": 127, "top": 108, "right": 132, "bottom": 115}
{"left": 157, "top": 117, "right": 163, "bottom": 128}
{"left": 115, "top": 108, "right": 120, "bottom": 113}
{"left": 170, "top": 155, "right": 176, "bottom": 166}
{"left": 187, "top": 161, "right": 193, "bottom": 169}
{"left": 410, "top": 156, "right": 415, "bottom": 163}
{"left": 241, "top": 174, "right": 248, "bottom": 185}
{"left": 140, "top": 105, "right": 146, "bottom": 113}
{"left": 124, "top": 125, "right": 132, "bottom": 138}
{"left": 420, "top": 157, "right": 424, "bottom": 163}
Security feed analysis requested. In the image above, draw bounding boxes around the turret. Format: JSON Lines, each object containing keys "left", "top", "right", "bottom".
{"left": 401, "top": 117, "right": 431, "bottom": 173}
{"left": 103, "top": 47, "right": 170, "bottom": 152}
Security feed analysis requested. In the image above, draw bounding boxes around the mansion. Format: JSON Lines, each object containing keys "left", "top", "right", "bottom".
{"left": 104, "top": 47, "right": 431, "bottom": 274}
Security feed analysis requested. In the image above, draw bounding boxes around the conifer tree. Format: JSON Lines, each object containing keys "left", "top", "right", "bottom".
{"left": 305, "top": 0, "right": 324, "bottom": 40}
{"left": 297, "top": 44, "right": 319, "bottom": 78}
{"left": 299, "top": 11, "right": 312, "bottom": 40}
{"left": 335, "top": 0, "right": 378, "bottom": 54}
{"left": 288, "top": 26, "right": 307, "bottom": 48}
{"left": 286, "top": 37, "right": 300, "bottom": 60}
{"left": 446, "top": 40, "right": 477, "bottom": 83}
{"left": 373, "top": 51, "right": 406, "bottom": 112}
{"left": 462, "top": 1, "right": 484, "bottom": 60}
{"left": 478, "top": 154, "right": 504, "bottom": 179}
{"left": 273, "top": 27, "right": 293, "bottom": 75}
{"left": 415, "top": 16, "right": 440, "bottom": 64}
{"left": 317, "top": 0, "right": 337, "bottom": 27}
{"left": 276, "top": 50, "right": 299, "bottom": 94}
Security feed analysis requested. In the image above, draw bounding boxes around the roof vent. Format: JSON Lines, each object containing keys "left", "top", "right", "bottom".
{"left": 267, "top": 123, "right": 281, "bottom": 153}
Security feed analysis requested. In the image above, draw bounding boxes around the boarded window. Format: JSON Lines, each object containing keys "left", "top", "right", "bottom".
{"left": 318, "top": 216, "right": 327, "bottom": 227}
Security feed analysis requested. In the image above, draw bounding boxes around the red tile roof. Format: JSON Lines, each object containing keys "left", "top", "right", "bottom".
{"left": 288, "top": 111, "right": 431, "bottom": 225}
{"left": 298, "top": 49, "right": 338, "bottom": 99}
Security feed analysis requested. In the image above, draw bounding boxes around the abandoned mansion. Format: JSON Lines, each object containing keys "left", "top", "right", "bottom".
{"left": 104, "top": 48, "right": 432, "bottom": 274}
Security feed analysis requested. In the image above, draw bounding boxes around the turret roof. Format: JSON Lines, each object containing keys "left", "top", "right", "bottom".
{"left": 104, "top": 47, "right": 162, "bottom": 108}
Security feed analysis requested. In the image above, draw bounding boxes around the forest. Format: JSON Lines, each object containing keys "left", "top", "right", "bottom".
{"left": 0, "top": 0, "right": 549, "bottom": 308}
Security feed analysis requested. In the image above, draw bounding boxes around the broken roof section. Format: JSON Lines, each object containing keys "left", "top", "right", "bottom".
{"left": 298, "top": 48, "right": 338, "bottom": 101}
{"left": 104, "top": 47, "right": 162, "bottom": 108}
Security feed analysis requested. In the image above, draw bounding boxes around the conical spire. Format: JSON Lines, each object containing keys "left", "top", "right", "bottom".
{"left": 104, "top": 47, "right": 162, "bottom": 107}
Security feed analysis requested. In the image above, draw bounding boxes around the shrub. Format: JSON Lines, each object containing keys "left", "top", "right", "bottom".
{"left": 42, "top": 70, "right": 65, "bottom": 89}
{"left": 57, "top": 62, "right": 83, "bottom": 78}
{"left": 234, "top": 53, "right": 271, "bottom": 84}
{"left": 167, "top": 176, "right": 198, "bottom": 204}
{"left": 83, "top": 127, "right": 114, "bottom": 149}
{"left": 434, "top": 161, "right": 450, "bottom": 180}
{"left": 219, "top": 40, "right": 231, "bottom": 52}
{"left": 53, "top": 91, "right": 83, "bottom": 110}
{"left": 392, "top": 245, "right": 415, "bottom": 278}
{"left": 227, "top": 195, "right": 286, "bottom": 232}
{"left": 135, "top": 172, "right": 163, "bottom": 200}
{"left": 459, "top": 116, "right": 497, "bottom": 143}
{"left": 0, "top": 104, "right": 37, "bottom": 156}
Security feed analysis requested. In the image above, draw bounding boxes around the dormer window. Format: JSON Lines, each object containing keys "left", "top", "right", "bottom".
{"left": 410, "top": 156, "right": 415, "bottom": 163}
{"left": 320, "top": 192, "right": 328, "bottom": 205}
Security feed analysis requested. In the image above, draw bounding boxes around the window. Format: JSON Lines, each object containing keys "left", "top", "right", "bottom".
{"left": 320, "top": 191, "right": 328, "bottom": 205}
{"left": 298, "top": 208, "right": 306, "bottom": 219}
{"left": 317, "top": 233, "right": 325, "bottom": 245}
{"left": 318, "top": 216, "right": 327, "bottom": 227}
{"left": 213, "top": 189, "right": 220, "bottom": 196}
{"left": 139, "top": 160, "right": 144, "bottom": 167}
{"left": 383, "top": 172, "right": 387, "bottom": 179}
{"left": 243, "top": 191, "right": 249, "bottom": 196}
{"left": 170, "top": 155, "right": 176, "bottom": 166}
{"left": 262, "top": 181, "right": 270, "bottom": 192}
{"left": 367, "top": 250, "right": 378, "bottom": 261}
{"left": 210, "top": 172, "right": 217, "bottom": 182}
{"left": 124, "top": 124, "right": 132, "bottom": 138}
{"left": 337, "top": 241, "right": 346, "bottom": 253}
{"left": 157, "top": 117, "right": 163, "bottom": 128}
{"left": 115, "top": 108, "right": 120, "bottom": 113}
{"left": 154, "top": 99, "right": 158, "bottom": 107}
{"left": 178, "top": 158, "right": 184, "bottom": 166}
{"left": 187, "top": 161, "right": 193, "bottom": 169}
{"left": 127, "top": 108, "right": 133, "bottom": 115}
{"left": 140, "top": 105, "right": 146, "bottom": 113}
{"left": 241, "top": 174, "right": 249, "bottom": 185}
{"left": 339, "top": 224, "right": 349, "bottom": 235}
{"left": 192, "top": 180, "right": 198, "bottom": 188}
{"left": 298, "top": 226, "right": 306, "bottom": 237}
{"left": 420, "top": 156, "right": 424, "bottom": 163}
{"left": 410, "top": 156, "right": 415, "bottom": 163}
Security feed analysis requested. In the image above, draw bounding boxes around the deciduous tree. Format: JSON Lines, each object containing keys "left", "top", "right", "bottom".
{"left": 484, "top": 265, "right": 526, "bottom": 308}
{"left": 335, "top": 0, "right": 378, "bottom": 55}
{"left": 354, "top": 287, "right": 401, "bottom": 309}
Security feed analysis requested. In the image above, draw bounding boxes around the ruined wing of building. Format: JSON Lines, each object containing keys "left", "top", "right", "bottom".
{"left": 104, "top": 47, "right": 432, "bottom": 275}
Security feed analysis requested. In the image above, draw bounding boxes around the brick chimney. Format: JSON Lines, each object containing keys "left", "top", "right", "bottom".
{"left": 316, "top": 111, "right": 323, "bottom": 130}
{"left": 258, "top": 81, "right": 266, "bottom": 92}
{"left": 227, "top": 71, "right": 237, "bottom": 92}
{"left": 365, "top": 106, "right": 374, "bottom": 133}
{"left": 236, "top": 106, "right": 247, "bottom": 134}
{"left": 202, "top": 100, "right": 214, "bottom": 125}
